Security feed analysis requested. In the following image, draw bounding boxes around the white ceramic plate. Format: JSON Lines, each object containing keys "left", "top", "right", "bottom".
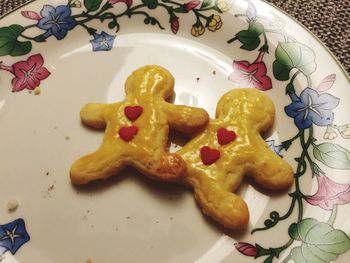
{"left": 1, "top": 0, "right": 350, "bottom": 262}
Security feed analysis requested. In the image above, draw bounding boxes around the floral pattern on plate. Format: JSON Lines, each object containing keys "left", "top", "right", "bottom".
{"left": 0, "top": 219, "right": 30, "bottom": 257}
{"left": 229, "top": 2, "right": 350, "bottom": 262}
{"left": 0, "top": 0, "right": 228, "bottom": 92}
{"left": 0, "top": 0, "right": 350, "bottom": 262}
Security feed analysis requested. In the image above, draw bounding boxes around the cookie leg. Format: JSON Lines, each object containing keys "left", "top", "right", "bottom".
{"left": 134, "top": 153, "right": 186, "bottom": 181}
{"left": 248, "top": 145, "right": 294, "bottom": 190}
{"left": 70, "top": 148, "right": 125, "bottom": 185}
{"left": 192, "top": 178, "right": 249, "bottom": 229}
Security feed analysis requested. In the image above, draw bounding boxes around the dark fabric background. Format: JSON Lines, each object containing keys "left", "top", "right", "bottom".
{"left": 1, "top": 0, "right": 349, "bottom": 75}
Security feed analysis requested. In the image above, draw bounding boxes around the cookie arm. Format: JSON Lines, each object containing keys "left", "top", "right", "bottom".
{"left": 80, "top": 103, "right": 109, "bottom": 129}
{"left": 70, "top": 146, "right": 125, "bottom": 185}
{"left": 133, "top": 151, "right": 186, "bottom": 182}
{"left": 162, "top": 102, "right": 209, "bottom": 134}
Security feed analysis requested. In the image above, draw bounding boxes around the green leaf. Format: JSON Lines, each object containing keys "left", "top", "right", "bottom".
{"left": 313, "top": 143, "right": 350, "bottom": 170}
{"left": 273, "top": 42, "right": 316, "bottom": 81}
{"left": 282, "top": 140, "right": 292, "bottom": 151}
{"left": 310, "top": 162, "right": 324, "bottom": 175}
{"left": 288, "top": 222, "right": 299, "bottom": 240}
{"left": 291, "top": 246, "right": 329, "bottom": 263}
{"left": 289, "top": 218, "right": 350, "bottom": 263}
{"left": 84, "top": 0, "right": 102, "bottom": 12}
{"left": 236, "top": 30, "right": 261, "bottom": 51}
{"left": 249, "top": 22, "right": 264, "bottom": 35}
{"left": 273, "top": 60, "right": 291, "bottom": 81}
{"left": 234, "top": 22, "right": 264, "bottom": 51}
{"left": 0, "top": 24, "right": 32, "bottom": 56}
{"left": 285, "top": 82, "right": 295, "bottom": 94}
{"left": 142, "top": 0, "right": 158, "bottom": 9}
{"left": 263, "top": 257, "right": 273, "bottom": 263}
{"left": 290, "top": 247, "right": 304, "bottom": 263}
{"left": 33, "top": 33, "right": 47, "bottom": 43}
{"left": 201, "top": 0, "right": 212, "bottom": 8}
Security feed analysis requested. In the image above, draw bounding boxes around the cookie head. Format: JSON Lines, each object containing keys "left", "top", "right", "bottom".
{"left": 125, "top": 65, "right": 175, "bottom": 99}
{"left": 216, "top": 88, "right": 275, "bottom": 132}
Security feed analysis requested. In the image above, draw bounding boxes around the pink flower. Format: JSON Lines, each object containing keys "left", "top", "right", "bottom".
{"left": 228, "top": 51, "right": 272, "bottom": 91}
{"left": 21, "top": 11, "right": 41, "bottom": 21}
{"left": 305, "top": 175, "right": 350, "bottom": 210}
{"left": 234, "top": 242, "right": 257, "bottom": 257}
{"left": 10, "top": 54, "right": 51, "bottom": 92}
{"left": 170, "top": 16, "right": 179, "bottom": 34}
{"left": 108, "top": 0, "right": 133, "bottom": 7}
{"left": 184, "top": 0, "right": 200, "bottom": 11}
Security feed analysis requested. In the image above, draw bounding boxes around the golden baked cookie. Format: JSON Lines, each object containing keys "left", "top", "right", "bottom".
{"left": 70, "top": 65, "right": 209, "bottom": 185}
{"left": 177, "top": 88, "right": 294, "bottom": 229}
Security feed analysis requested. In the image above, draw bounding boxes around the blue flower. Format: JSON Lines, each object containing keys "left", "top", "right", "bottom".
{"left": 285, "top": 88, "right": 339, "bottom": 129}
{"left": 0, "top": 219, "right": 30, "bottom": 254}
{"left": 266, "top": 140, "right": 283, "bottom": 157}
{"left": 90, "top": 32, "right": 116, "bottom": 51}
{"left": 37, "top": 5, "right": 77, "bottom": 40}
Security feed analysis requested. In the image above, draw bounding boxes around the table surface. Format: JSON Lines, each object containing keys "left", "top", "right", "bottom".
{"left": 0, "top": 0, "right": 349, "bottom": 75}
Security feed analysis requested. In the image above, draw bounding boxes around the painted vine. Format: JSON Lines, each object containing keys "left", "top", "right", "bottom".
{"left": 1, "top": 1, "right": 350, "bottom": 262}
{"left": 229, "top": 2, "right": 350, "bottom": 263}
{"left": 0, "top": 0, "right": 229, "bottom": 92}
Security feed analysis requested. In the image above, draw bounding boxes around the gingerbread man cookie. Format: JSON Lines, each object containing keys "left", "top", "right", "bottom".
{"left": 70, "top": 65, "right": 209, "bottom": 185}
{"left": 177, "top": 88, "right": 294, "bottom": 229}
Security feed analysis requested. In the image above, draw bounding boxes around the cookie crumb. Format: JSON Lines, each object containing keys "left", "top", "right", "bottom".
{"left": 48, "top": 185, "right": 55, "bottom": 191}
{"left": 7, "top": 198, "right": 19, "bottom": 212}
{"left": 86, "top": 258, "right": 93, "bottom": 263}
{"left": 65, "top": 136, "right": 70, "bottom": 141}
{"left": 46, "top": 171, "right": 50, "bottom": 176}
{"left": 196, "top": 77, "right": 200, "bottom": 82}
{"left": 34, "top": 86, "right": 41, "bottom": 95}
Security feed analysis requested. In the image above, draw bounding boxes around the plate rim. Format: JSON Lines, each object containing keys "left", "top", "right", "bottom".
{"left": 0, "top": 0, "right": 349, "bottom": 84}
{"left": 1, "top": 1, "right": 350, "bottom": 262}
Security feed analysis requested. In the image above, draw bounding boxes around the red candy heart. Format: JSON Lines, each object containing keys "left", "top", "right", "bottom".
{"left": 119, "top": 126, "right": 138, "bottom": 142}
{"left": 200, "top": 146, "right": 220, "bottom": 165}
{"left": 217, "top": 128, "right": 237, "bottom": 145}
{"left": 125, "top": 106, "right": 143, "bottom": 121}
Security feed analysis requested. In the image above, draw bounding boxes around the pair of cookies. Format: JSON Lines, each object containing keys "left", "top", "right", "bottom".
{"left": 70, "top": 65, "right": 294, "bottom": 229}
